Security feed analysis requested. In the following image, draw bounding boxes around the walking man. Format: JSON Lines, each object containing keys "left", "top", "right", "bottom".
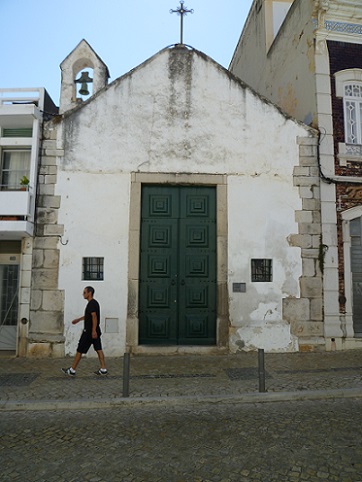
{"left": 62, "top": 286, "right": 108, "bottom": 376}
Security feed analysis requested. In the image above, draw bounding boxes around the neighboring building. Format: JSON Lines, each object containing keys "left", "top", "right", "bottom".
{"left": 230, "top": 0, "right": 362, "bottom": 350}
{"left": 26, "top": 39, "right": 321, "bottom": 357}
{"left": 0, "top": 88, "right": 57, "bottom": 354}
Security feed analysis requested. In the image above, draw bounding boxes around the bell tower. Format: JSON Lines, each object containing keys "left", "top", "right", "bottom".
{"left": 59, "top": 39, "right": 110, "bottom": 113}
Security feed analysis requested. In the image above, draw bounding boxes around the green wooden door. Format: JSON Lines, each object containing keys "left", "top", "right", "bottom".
{"left": 139, "top": 185, "right": 216, "bottom": 345}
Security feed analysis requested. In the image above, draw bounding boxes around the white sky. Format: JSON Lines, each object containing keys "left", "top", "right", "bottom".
{"left": 0, "top": 0, "right": 253, "bottom": 106}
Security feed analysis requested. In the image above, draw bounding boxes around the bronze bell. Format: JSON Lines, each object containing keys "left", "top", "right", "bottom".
{"left": 75, "top": 71, "right": 93, "bottom": 96}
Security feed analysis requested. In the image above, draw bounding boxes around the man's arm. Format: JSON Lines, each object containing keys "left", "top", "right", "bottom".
{"left": 91, "top": 312, "right": 98, "bottom": 339}
{"left": 72, "top": 316, "right": 84, "bottom": 325}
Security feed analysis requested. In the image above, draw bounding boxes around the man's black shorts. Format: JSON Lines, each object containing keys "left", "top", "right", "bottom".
{"left": 77, "top": 331, "right": 103, "bottom": 354}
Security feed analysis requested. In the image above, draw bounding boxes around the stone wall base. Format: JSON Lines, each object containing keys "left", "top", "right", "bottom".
{"left": 27, "top": 339, "right": 65, "bottom": 358}
{"left": 325, "top": 337, "right": 362, "bottom": 351}
{"left": 298, "top": 337, "right": 326, "bottom": 352}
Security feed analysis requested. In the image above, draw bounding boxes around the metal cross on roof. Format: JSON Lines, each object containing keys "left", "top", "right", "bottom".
{"left": 170, "top": 1, "right": 194, "bottom": 45}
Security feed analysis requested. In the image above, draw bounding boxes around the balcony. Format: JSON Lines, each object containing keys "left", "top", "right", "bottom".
{"left": 0, "top": 89, "right": 57, "bottom": 241}
{"left": 0, "top": 189, "right": 33, "bottom": 239}
{"left": 0, "top": 89, "right": 44, "bottom": 129}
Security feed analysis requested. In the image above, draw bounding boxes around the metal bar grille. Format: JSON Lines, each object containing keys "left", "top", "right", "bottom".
{"left": 82, "top": 257, "right": 104, "bottom": 281}
{"left": 251, "top": 259, "right": 272, "bottom": 282}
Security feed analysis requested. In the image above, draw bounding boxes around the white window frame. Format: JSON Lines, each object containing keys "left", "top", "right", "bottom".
{"left": 335, "top": 69, "right": 362, "bottom": 146}
{"left": 0, "top": 148, "right": 31, "bottom": 191}
{"left": 343, "top": 83, "right": 362, "bottom": 145}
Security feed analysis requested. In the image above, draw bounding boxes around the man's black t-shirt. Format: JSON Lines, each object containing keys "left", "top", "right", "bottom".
{"left": 84, "top": 298, "right": 101, "bottom": 336}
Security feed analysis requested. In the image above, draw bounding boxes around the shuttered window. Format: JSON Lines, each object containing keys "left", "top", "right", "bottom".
{"left": 2, "top": 128, "right": 33, "bottom": 138}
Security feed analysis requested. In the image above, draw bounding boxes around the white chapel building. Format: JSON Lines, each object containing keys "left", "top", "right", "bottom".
{"left": 25, "top": 39, "right": 322, "bottom": 357}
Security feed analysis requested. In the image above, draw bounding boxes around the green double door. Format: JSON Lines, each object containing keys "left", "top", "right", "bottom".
{"left": 139, "top": 185, "right": 216, "bottom": 345}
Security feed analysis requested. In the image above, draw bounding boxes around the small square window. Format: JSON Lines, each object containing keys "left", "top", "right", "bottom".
{"left": 82, "top": 257, "right": 104, "bottom": 281}
{"left": 251, "top": 259, "right": 273, "bottom": 282}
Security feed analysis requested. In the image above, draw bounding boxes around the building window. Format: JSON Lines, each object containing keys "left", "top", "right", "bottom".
{"left": 251, "top": 259, "right": 273, "bottom": 282}
{"left": 350, "top": 217, "right": 362, "bottom": 246}
{"left": 82, "top": 257, "right": 104, "bottom": 281}
{"left": 0, "top": 150, "right": 30, "bottom": 190}
{"left": 344, "top": 83, "right": 362, "bottom": 145}
{"left": 2, "top": 128, "right": 32, "bottom": 138}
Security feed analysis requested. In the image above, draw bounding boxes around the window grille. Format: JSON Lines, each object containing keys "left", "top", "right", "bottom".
{"left": 82, "top": 257, "right": 104, "bottom": 281}
{"left": 344, "top": 83, "right": 362, "bottom": 145}
{"left": 251, "top": 259, "right": 273, "bottom": 282}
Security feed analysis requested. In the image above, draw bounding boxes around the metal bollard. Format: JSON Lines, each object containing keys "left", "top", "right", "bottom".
{"left": 122, "top": 352, "right": 130, "bottom": 398}
{"left": 258, "top": 348, "right": 266, "bottom": 393}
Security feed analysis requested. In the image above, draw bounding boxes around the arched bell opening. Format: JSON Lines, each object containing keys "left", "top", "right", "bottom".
{"left": 74, "top": 68, "right": 94, "bottom": 102}
{"left": 72, "top": 57, "right": 95, "bottom": 103}
{"left": 59, "top": 39, "right": 110, "bottom": 113}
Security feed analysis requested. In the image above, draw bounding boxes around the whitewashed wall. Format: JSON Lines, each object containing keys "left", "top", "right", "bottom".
{"left": 228, "top": 175, "right": 301, "bottom": 352}
{"left": 58, "top": 173, "right": 129, "bottom": 355}
{"left": 57, "top": 47, "right": 313, "bottom": 355}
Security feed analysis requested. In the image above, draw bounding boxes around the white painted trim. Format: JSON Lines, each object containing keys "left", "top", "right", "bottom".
{"left": 334, "top": 69, "right": 362, "bottom": 97}
{"left": 314, "top": 34, "right": 342, "bottom": 338}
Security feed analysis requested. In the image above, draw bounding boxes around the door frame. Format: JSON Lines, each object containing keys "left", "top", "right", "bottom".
{"left": 127, "top": 173, "right": 228, "bottom": 354}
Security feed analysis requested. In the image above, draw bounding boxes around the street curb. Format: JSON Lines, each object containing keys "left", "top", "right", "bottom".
{"left": 1, "top": 387, "right": 362, "bottom": 411}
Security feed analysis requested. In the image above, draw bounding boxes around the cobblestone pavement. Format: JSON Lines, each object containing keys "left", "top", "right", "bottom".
{"left": 1, "top": 351, "right": 362, "bottom": 410}
{"left": 1, "top": 399, "right": 362, "bottom": 481}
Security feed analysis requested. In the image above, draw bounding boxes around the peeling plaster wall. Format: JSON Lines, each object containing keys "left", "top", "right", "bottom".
{"left": 55, "top": 47, "right": 315, "bottom": 355}
{"left": 228, "top": 175, "right": 302, "bottom": 352}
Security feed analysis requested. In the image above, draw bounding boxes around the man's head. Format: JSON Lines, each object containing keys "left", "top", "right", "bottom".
{"left": 83, "top": 286, "right": 95, "bottom": 300}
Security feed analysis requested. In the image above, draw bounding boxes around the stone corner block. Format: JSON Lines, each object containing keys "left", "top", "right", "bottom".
{"left": 300, "top": 277, "right": 323, "bottom": 299}
{"left": 282, "top": 297, "right": 310, "bottom": 322}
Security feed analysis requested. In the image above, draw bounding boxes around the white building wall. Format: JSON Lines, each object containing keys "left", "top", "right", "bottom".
{"left": 58, "top": 172, "right": 130, "bottom": 355}
{"left": 228, "top": 175, "right": 301, "bottom": 352}
{"left": 230, "top": 0, "right": 317, "bottom": 126}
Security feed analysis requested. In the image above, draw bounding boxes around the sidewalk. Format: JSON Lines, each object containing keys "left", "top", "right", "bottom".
{"left": 1, "top": 350, "right": 362, "bottom": 411}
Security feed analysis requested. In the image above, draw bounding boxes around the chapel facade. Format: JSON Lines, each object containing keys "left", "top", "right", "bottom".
{"left": 21, "top": 39, "right": 322, "bottom": 357}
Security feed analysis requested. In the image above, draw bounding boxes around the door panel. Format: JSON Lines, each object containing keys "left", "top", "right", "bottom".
{"left": 178, "top": 188, "right": 216, "bottom": 344}
{"left": 139, "top": 187, "right": 178, "bottom": 344}
{"left": 139, "top": 185, "right": 216, "bottom": 345}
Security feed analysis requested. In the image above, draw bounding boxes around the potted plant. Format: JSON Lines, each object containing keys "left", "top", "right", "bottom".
{"left": 19, "top": 175, "right": 29, "bottom": 191}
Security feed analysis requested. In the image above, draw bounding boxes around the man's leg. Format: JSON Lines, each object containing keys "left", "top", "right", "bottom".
{"left": 71, "top": 351, "right": 82, "bottom": 370}
{"left": 96, "top": 349, "right": 106, "bottom": 369}
{"left": 62, "top": 350, "right": 83, "bottom": 376}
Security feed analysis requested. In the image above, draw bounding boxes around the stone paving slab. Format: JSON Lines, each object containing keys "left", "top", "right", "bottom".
{"left": 0, "top": 350, "right": 362, "bottom": 410}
